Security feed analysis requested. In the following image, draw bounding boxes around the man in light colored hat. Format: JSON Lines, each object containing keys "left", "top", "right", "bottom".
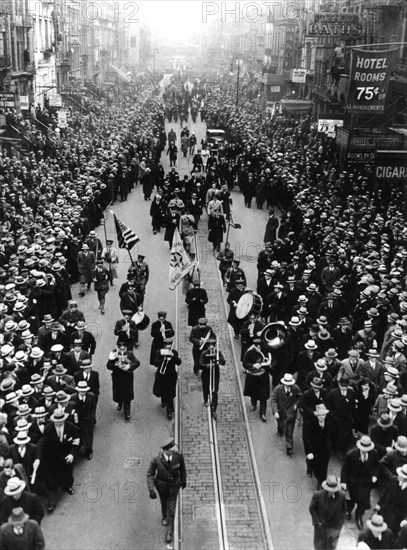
{"left": 356, "top": 348, "right": 384, "bottom": 389}
{"left": 70, "top": 319, "right": 96, "bottom": 357}
{"left": 77, "top": 243, "right": 96, "bottom": 297}
{"left": 0, "top": 506, "right": 45, "bottom": 550}
{"left": 271, "top": 373, "right": 302, "bottom": 455}
{"left": 70, "top": 380, "right": 96, "bottom": 460}
{"left": 309, "top": 474, "right": 346, "bottom": 550}
{"left": 357, "top": 513, "right": 393, "bottom": 549}
{"left": 306, "top": 358, "right": 333, "bottom": 391}
{"left": 340, "top": 435, "right": 379, "bottom": 528}
{"left": 380, "top": 435, "right": 407, "bottom": 481}
{"left": 297, "top": 340, "right": 320, "bottom": 391}
{"left": 36, "top": 406, "right": 80, "bottom": 512}
{"left": 376, "top": 463, "right": 407, "bottom": 536}
{"left": 147, "top": 438, "right": 187, "bottom": 543}
{"left": 303, "top": 403, "right": 333, "bottom": 489}
{"left": 1, "top": 476, "right": 44, "bottom": 525}
{"left": 74, "top": 357, "right": 100, "bottom": 410}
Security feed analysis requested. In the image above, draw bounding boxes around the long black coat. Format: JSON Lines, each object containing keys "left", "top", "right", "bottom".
{"left": 309, "top": 490, "right": 347, "bottom": 550}
{"left": 242, "top": 346, "right": 270, "bottom": 401}
{"left": 227, "top": 287, "right": 245, "bottom": 334}
{"left": 303, "top": 414, "right": 333, "bottom": 484}
{"left": 150, "top": 320, "right": 174, "bottom": 365}
{"left": 341, "top": 447, "right": 379, "bottom": 508}
{"left": 153, "top": 349, "right": 181, "bottom": 400}
{"left": 106, "top": 351, "right": 140, "bottom": 403}
{"left": 185, "top": 287, "right": 208, "bottom": 327}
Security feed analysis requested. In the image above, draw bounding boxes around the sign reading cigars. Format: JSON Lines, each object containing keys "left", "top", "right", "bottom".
{"left": 347, "top": 48, "right": 397, "bottom": 113}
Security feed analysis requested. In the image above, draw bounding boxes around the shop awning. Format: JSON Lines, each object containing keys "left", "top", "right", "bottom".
{"left": 280, "top": 99, "right": 313, "bottom": 113}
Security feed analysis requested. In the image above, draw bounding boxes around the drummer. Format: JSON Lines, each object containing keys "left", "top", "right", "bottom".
{"left": 227, "top": 279, "right": 246, "bottom": 340}
{"left": 242, "top": 336, "right": 272, "bottom": 422}
{"left": 225, "top": 259, "right": 247, "bottom": 293}
{"left": 119, "top": 281, "right": 142, "bottom": 316}
{"left": 240, "top": 313, "right": 265, "bottom": 361}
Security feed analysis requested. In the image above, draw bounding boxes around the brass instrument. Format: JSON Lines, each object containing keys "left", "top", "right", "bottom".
{"left": 159, "top": 342, "right": 174, "bottom": 375}
{"left": 249, "top": 321, "right": 255, "bottom": 338}
{"left": 199, "top": 329, "right": 212, "bottom": 351}
{"left": 260, "top": 322, "right": 288, "bottom": 352}
{"left": 117, "top": 351, "right": 129, "bottom": 370}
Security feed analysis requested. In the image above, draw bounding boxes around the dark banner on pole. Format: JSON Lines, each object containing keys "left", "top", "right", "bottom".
{"left": 347, "top": 48, "right": 397, "bottom": 113}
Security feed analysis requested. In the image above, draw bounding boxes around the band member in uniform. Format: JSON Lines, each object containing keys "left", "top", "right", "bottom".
{"left": 101, "top": 239, "right": 118, "bottom": 284}
{"left": 93, "top": 259, "right": 111, "bottom": 314}
{"left": 189, "top": 318, "right": 215, "bottom": 375}
{"left": 199, "top": 338, "right": 226, "bottom": 419}
{"left": 147, "top": 438, "right": 187, "bottom": 544}
{"left": 150, "top": 312, "right": 174, "bottom": 366}
{"left": 227, "top": 279, "right": 246, "bottom": 340}
{"left": 114, "top": 310, "right": 138, "bottom": 350}
{"left": 153, "top": 334, "right": 181, "bottom": 420}
{"left": 240, "top": 313, "right": 265, "bottom": 361}
{"left": 242, "top": 336, "right": 271, "bottom": 422}
{"left": 106, "top": 341, "right": 140, "bottom": 421}
{"left": 132, "top": 254, "right": 149, "bottom": 304}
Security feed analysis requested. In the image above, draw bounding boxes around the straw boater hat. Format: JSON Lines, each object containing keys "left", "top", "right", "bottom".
{"left": 4, "top": 477, "right": 26, "bottom": 497}
{"left": 377, "top": 413, "right": 393, "bottom": 429}
{"left": 356, "top": 435, "right": 375, "bottom": 452}
{"left": 281, "top": 373, "right": 295, "bottom": 385}
{"left": 321, "top": 475, "right": 339, "bottom": 492}
{"left": 305, "top": 340, "right": 318, "bottom": 350}
{"left": 366, "top": 514, "right": 388, "bottom": 533}
{"left": 50, "top": 407, "right": 68, "bottom": 422}
{"left": 395, "top": 436, "right": 407, "bottom": 452}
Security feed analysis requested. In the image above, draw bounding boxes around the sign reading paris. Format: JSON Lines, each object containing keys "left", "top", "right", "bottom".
{"left": 306, "top": 13, "right": 362, "bottom": 37}
{"left": 347, "top": 48, "right": 397, "bottom": 112}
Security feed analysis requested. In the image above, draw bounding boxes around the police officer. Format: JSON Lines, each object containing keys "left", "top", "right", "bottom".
{"left": 147, "top": 438, "right": 187, "bottom": 543}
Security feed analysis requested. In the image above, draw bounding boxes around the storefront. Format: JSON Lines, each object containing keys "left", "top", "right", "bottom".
{"left": 375, "top": 150, "right": 407, "bottom": 220}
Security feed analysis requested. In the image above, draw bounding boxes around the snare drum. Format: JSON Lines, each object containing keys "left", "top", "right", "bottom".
{"left": 132, "top": 311, "right": 150, "bottom": 330}
{"left": 236, "top": 291, "right": 263, "bottom": 320}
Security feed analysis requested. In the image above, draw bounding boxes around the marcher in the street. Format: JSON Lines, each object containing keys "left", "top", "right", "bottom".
{"left": 77, "top": 244, "right": 96, "bottom": 297}
{"left": 271, "top": 373, "right": 302, "bottom": 455}
{"left": 217, "top": 242, "right": 234, "bottom": 284}
{"left": 147, "top": 438, "right": 187, "bottom": 544}
{"left": 375, "top": 463, "right": 407, "bottom": 537}
{"left": 101, "top": 239, "right": 119, "bottom": 283}
{"left": 309, "top": 475, "right": 347, "bottom": 550}
{"left": 357, "top": 514, "right": 393, "bottom": 550}
{"left": 106, "top": 341, "right": 140, "bottom": 421}
{"left": 189, "top": 317, "right": 215, "bottom": 375}
{"left": 0, "top": 507, "right": 45, "bottom": 550}
{"left": 1, "top": 477, "right": 44, "bottom": 526}
{"left": 227, "top": 279, "right": 246, "bottom": 340}
{"left": 326, "top": 376, "right": 356, "bottom": 459}
{"left": 242, "top": 337, "right": 271, "bottom": 422}
{"left": 153, "top": 335, "right": 181, "bottom": 420}
{"left": 114, "top": 310, "right": 139, "bottom": 350}
{"left": 150, "top": 312, "right": 174, "bottom": 366}
{"left": 185, "top": 282, "right": 208, "bottom": 327}
{"left": 93, "top": 259, "right": 111, "bottom": 314}
{"left": 303, "top": 403, "right": 333, "bottom": 489}
{"left": 199, "top": 338, "right": 226, "bottom": 419}
{"left": 69, "top": 381, "right": 96, "bottom": 460}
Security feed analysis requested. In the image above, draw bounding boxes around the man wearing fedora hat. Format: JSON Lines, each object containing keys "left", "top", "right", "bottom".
{"left": 0, "top": 507, "right": 45, "bottom": 550}
{"left": 69, "top": 380, "right": 96, "bottom": 460}
{"left": 357, "top": 513, "right": 393, "bottom": 549}
{"left": 47, "top": 364, "right": 75, "bottom": 395}
{"left": 37, "top": 406, "right": 80, "bottom": 512}
{"left": 58, "top": 300, "right": 85, "bottom": 340}
{"left": 70, "top": 320, "right": 96, "bottom": 357}
{"left": 303, "top": 403, "right": 333, "bottom": 488}
{"left": 67, "top": 338, "right": 90, "bottom": 373}
{"left": 380, "top": 435, "right": 407, "bottom": 481}
{"left": 74, "top": 358, "right": 100, "bottom": 411}
{"left": 42, "top": 324, "right": 68, "bottom": 356}
{"left": 332, "top": 318, "right": 353, "bottom": 360}
{"left": 1, "top": 477, "right": 44, "bottom": 526}
{"left": 370, "top": 413, "right": 399, "bottom": 459}
{"left": 309, "top": 475, "right": 347, "bottom": 550}
{"left": 271, "top": 373, "right": 302, "bottom": 455}
{"left": 297, "top": 340, "right": 321, "bottom": 391}
{"left": 147, "top": 438, "right": 187, "bottom": 543}
{"left": 341, "top": 435, "right": 379, "bottom": 528}
{"left": 10, "top": 432, "right": 39, "bottom": 485}
{"left": 266, "top": 283, "right": 289, "bottom": 323}
{"left": 376, "top": 463, "right": 407, "bottom": 536}
{"left": 77, "top": 243, "right": 96, "bottom": 297}
{"left": 338, "top": 349, "right": 362, "bottom": 384}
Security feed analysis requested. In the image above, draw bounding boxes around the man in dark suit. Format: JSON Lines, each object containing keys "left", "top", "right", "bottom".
{"left": 10, "top": 432, "right": 39, "bottom": 484}
{"left": 1, "top": 477, "right": 44, "bottom": 526}
{"left": 70, "top": 320, "right": 96, "bottom": 357}
{"left": 42, "top": 323, "right": 68, "bottom": 354}
{"left": 189, "top": 318, "right": 215, "bottom": 375}
{"left": 119, "top": 283, "right": 142, "bottom": 316}
{"left": 320, "top": 259, "right": 341, "bottom": 295}
{"left": 0, "top": 507, "right": 45, "bottom": 550}
{"left": 297, "top": 340, "right": 321, "bottom": 390}
{"left": 309, "top": 475, "right": 347, "bottom": 550}
{"left": 47, "top": 364, "right": 75, "bottom": 395}
{"left": 266, "top": 283, "right": 289, "bottom": 323}
{"left": 326, "top": 376, "right": 356, "bottom": 459}
{"left": 357, "top": 514, "right": 393, "bottom": 549}
{"left": 376, "top": 463, "right": 407, "bottom": 536}
{"left": 69, "top": 381, "right": 96, "bottom": 460}
{"left": 300, "top": 378, "right": 328, "bottom": 428}
{"left": 114, "top": 310, "right": 139, "bottom": 350}
{"left": 341, "top": 435, "right": 380, "bottom": 528}
{"left": 271, "top": 373, "right": 302, "bottom": 455}
{"left": 77, "top": 243, "right": 96, "bottom": 297}
{"left": 67, "top": 338, "right": 90, "bottom": 373}
{"left": 74, "top": 358, "right": 100, "bottom": 409}
{"left": 49, "top": 344, "right": 74, "bottom": 374}
{"left": 147, "top": 438, "right": 187, "bottom": 544}
{"left": 303, "top": 404, "right": 333, "bottom": 489}
{"left": 37, "top": 407, "right": 80, "bottom": 512}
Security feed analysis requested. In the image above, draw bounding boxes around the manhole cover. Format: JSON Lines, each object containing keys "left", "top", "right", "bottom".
{"left": 124, "top": 457, "right": 142, "bottom": 469}
{"left": 225, "top": 504, "right": 249, "bottom": 520}
{"left": 193, "top": 505, "right": 216, "bottom": 520}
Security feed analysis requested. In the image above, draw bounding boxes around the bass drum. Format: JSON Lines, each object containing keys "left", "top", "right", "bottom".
{"left": 236, "top": 290, "right": 263, "bottom": 320}
{"left": 132, "top": 310, "right": 150, "bottom": 330}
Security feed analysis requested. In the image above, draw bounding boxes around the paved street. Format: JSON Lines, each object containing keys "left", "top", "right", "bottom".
{"left": 41, "top": 80, "right": 358, "bottom": 550}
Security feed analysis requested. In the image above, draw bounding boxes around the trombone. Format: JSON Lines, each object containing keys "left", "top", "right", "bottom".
{"left": 159, "top": 341, "right": 174, "bottom": 375}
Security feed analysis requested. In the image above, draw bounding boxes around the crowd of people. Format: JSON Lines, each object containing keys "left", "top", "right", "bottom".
{"left": 0, "top": 66, "right": 406, "bottom": 549}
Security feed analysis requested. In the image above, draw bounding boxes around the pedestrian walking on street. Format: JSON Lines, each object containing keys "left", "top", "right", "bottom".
{"left": 340, "top": 435, "right": 379, "bottom": 529}
{"left": 357, "top": 514, "right": 393, "bottom": 549}
{"left": 150, "top": 312, "right": 174, "bottom": 366}
{"left": 199, "top": 338, "right": 226, "bottom": 419}
{"left": 76, "top": 244, "right": 95, "bottom": 297}
{"left": 153, "top": 335, "right": 181, "bottom": 420}
{"left": 106, "top": 342, "right": 140, "bottom": 421}
{"left": 271, "top": 373, "right": 302, "bottom": 455}
{"left": 166, "top": 141, "right": 178, "bottom": 167}
{"left": 309, "top": 475, "right": 347, "bottom": 550}
{"left": 70, "top": 381, "right": 96, "bottom": 460}
{"left": 303, "top": 403, "right": 333, "bottom": 489}
{"left": 147, "top": 438, "right": 187, "bottom": 544}
{"left": 0, "top": 507, "right": 45, "bottom": 550}
{"left": 189, "top": 318, "right": 215, "bottom": 375}
{"left": 185, "top": 282, "right": 208, "bottom": 327}
{"left": 93, "top": 259, "right": 111, "bottom": 314}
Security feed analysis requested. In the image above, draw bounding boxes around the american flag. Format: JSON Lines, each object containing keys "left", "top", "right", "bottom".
{"left": 113, "top": 214, "right": 139, "bottom": 250}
